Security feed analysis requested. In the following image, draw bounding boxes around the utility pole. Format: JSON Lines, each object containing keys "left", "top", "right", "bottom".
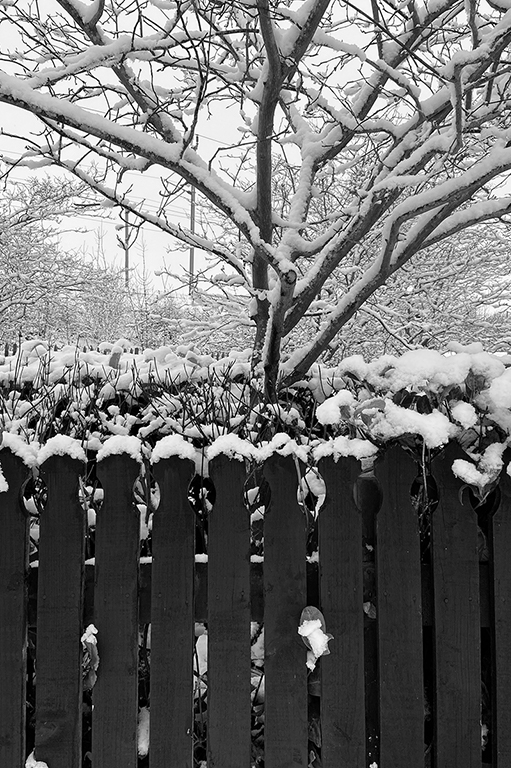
{"left": 189, "top": 138, "right": 199, "bottom": 295}
{"left": 116, "top": 211, "right": 131, "bottom": 287}
{"left": 124, "top": 212, "right": 130, "bottom": 287}
{"left": 189, "top": 185, "right": 196, "bottom": 295}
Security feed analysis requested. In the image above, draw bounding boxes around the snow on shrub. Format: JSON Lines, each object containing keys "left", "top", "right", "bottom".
{"left": 0, "top": 340, "right": 510, "bottom": 495}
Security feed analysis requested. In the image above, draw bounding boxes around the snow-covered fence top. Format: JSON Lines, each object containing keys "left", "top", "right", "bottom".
{"left": 1, "top": 439, "right": 510, "bottom": 767}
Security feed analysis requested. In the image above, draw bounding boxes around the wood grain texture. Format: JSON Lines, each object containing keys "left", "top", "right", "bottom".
{"left": 150, "top": 456, "right": 195, "bottom": 768}
{"left": 93, "top": 454, "right": 140, "bottom": 768}
{"left": 431, "top": 443, "right": 481, "bottom": 768}
{"left": 491, "top": 462, "right": 511, "bottom": 765}
{"left": 0, "top": 450, "right": 30, "bottom": 767}
{"left": 34, "top": 455, "right": 86, "bottom": 768}
{"left": 207, "top": 454, "right": 251, "bottom": 768}
{"left": 263, "top": 454, "right": 308, "bottom": 768}
{"left": 375, "top": 445, "right": 424, "bottom": 767}
{"left": 318, "top": 455, "right": 366, "bottom": 768}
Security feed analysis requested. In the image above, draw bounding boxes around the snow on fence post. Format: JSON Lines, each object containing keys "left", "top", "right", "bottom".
{"left": 93, "top": 451, "right": 141, "bottom": 768}
{"left": 0, "top": 449, "right": 30, "bottom": 768}
{"left": 491, "top": 458, "right": 511, "bottom": 765}
{"left": 35, "top": 452, "right": 86, "bottom": 768}
{"left": 431, "top": 442, "right": 481, "bottom": 768}
{"left": 374, "top": 444, "right": 424, "bottom": 768}
{"left": 208, "top": 453, "right": 252, "bottom": 767}
{"left": 263, "top": 453, "right": 308, "bottom": 768}
{"left": 317, "top": 454, "right": 366, "bottom": 768}
{"left": 150, "top": 454, "right": 195, "bottom": 768}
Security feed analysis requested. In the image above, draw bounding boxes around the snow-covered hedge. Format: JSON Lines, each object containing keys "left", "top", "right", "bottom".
{"left": 1, "top": 338, "right": 511, "bottom": 494}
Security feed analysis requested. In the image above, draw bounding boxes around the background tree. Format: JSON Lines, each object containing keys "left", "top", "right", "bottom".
{"left": 0, "top": 177, "right": 180, "bottom": 347}
{"left": 344, "top": 224, "right": 511, "bottom": 357}
{"left": 1, "top": 1, "right": 511, "bottom": 395}
{"left": 0, "top": 176, "right": 101, "bottom": 342}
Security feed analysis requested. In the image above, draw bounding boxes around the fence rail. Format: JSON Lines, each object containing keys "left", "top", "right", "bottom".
{"left": 1, "top": 441, "right": 510, "bottom": 767}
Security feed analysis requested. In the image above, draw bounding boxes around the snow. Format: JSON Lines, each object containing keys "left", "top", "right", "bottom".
{"left": 1, "top": 433, "right": 39, "bottom": 467}
{"left": 447, "top": 341, "right": 485, "bottom": 354}
{"left": 452, "top": 459, "right": 488, "bottom": 489}
{"left": 451, "top": 401, "right": 478, "bottom": 429}
{"left": 258, "top": 433, "right": 310, "bottom": 463}
{"left": 480, "top": 442, "right": 507, "bottom": 474}
{"left": 138, "top": 707, "right": 150, "bottom": 757}
{"left": 370, "top": 349, "right": 472, "bottom": 392}
{"left": 314, "top": 436, "right": 379, "bottom": 461}
{"left": 25, "top": 753, "right": 49, "bottom": 768}
{"left": 151, "top": 434, "right": 197, "bottom": 463}
{"left": 372, "top": 402, "right": 458, "bottom": 448}
{"left": 81, "top": 623, "right": 98, "bottom": 646}
{"left": 452, "top": 442, "right": 507, "bottom": 490}
{"left": 298, "top": 615, "right": 333, "bottom": 671}
{"left": 0, "top": 465, "right": 8, "bottom": 492}
{"left": 207, "top": 434, "right": 260, "bottom": 462}
{"left": 470, "top": 352, "right": 506, "bottom": 382}
{"left": 316, "top": 389, "right": 356, "bottom": 425}
{"left": 96, "top": 435, "right": 143, "bottom": 463}
{"left": 488, "top": 368, "right": 511, "bottom": 409}
{"left": 37, "top": 435, "right": 87, "bottom": 465}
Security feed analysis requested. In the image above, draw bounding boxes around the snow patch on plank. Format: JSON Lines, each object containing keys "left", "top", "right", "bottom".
{"left": 314, "top": 437, "right": 379, "bottom": 461}
{"left": 151, "top": 434, "right": 197, "bottom": 463}
{"left": 1, "top": 432, "right": 39, "bottom": 467}
{"left": 38, "top": 435, "right": 87, "bottom": 464}
{"left": 96, "top": 435, "right": 143, "bottom": 463}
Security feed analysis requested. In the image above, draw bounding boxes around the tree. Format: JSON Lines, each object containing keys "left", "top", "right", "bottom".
{"left": 0, "top": 176, "right": 102, "bottom": 341}
{"left": 345, "top": 224, "right": 511, "bottom": 357}
{"left": 0, "top": 176, "right": 181, "bottom": 346}
{"left": 306, "top": 221, "right": 511, "bottom": 358}
{"left": 1, "top": 1, "right": 511, "bottom": 396}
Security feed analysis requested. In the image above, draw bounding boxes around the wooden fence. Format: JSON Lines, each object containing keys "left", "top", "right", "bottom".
{"left": 1, "top": 441, "right": 510, "bottom": 768}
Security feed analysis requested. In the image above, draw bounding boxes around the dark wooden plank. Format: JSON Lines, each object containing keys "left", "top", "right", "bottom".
{"left": 431, "top": 443, "right": 481, "bottom": 768}
{"left": 491, "top": 464, "right": 511, "bottom": 765}
{"left": 150, "top": 456, "right": 195, "bottom": 768}
{"left": 263, "top": 454, "right": 308, "bottom": 768}
{"left": 0, "top": 449, "right": 30, "bottom": 767}
{"left": 93, "top": 454, "right": 141, "bottom": 767}
{"left": 35, "top": 454, "right": 86, "bottom": 768}
{"left": 375, "top": 444, "right": 424, "bottom": 767}
{"left": 207, "top": 454, "right": 251, "bottom": 768}
{"left": 356, "top": 467, "right": 380, "bottom": 764}
{"left": 317, "top": 455, "right": 365, "bottom": 768}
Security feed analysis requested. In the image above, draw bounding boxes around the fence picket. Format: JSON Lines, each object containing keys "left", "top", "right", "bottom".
{"left": 34, "top": 455, "right": 85, "bottom": 768}
{"left": 93, "top": 454, "right": 141, "bottom": 767}
{"left": 263, "top": 454, "right": 308, "bottom": 768}
{"left": 431, "top": 444, "right": 481, "bottom": 768}
{"left": 0, "top": 450, "right": 29, "bottom": 767}
{"left": 491, "top": 465, "right": 511, "bottom": 765}
{"left": 317, "top": 455, "right": 365, "bottom": 768}
{"left": 150, "top": 456, "right": 195, "bottom": 768}
{"left": 208, "top": 454, "right": 252, "bottom": 767}
{"left": 375, "top": 445, "right": 424, "bottom": 767}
